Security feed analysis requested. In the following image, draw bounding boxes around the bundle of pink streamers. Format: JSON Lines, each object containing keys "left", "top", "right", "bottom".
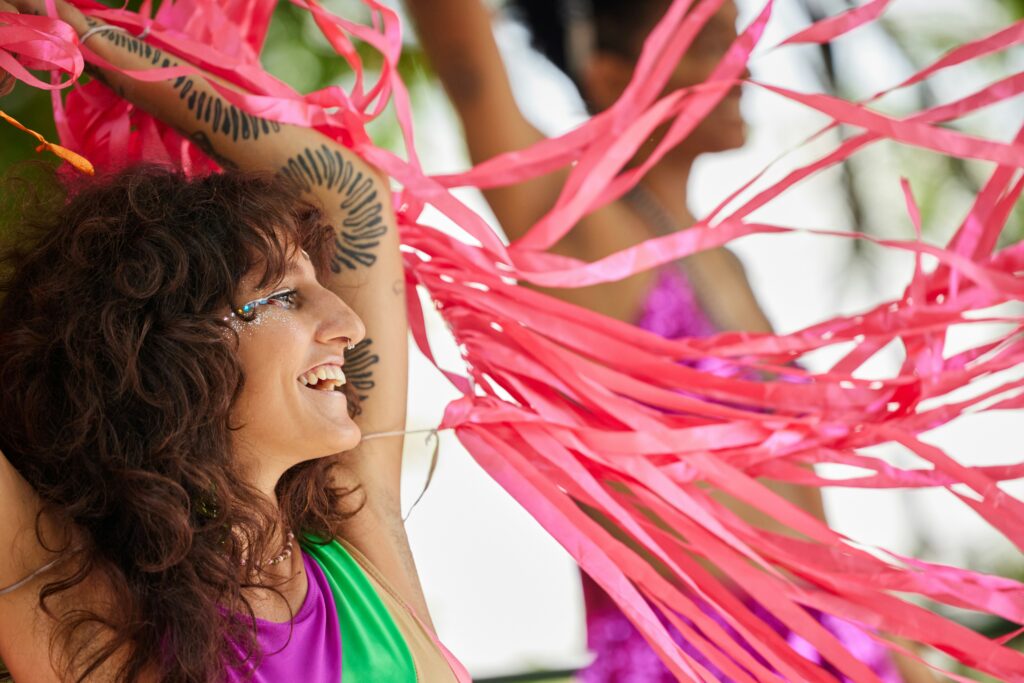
{"left": 5, "top": 0, "right": 1024, "bottom": 679}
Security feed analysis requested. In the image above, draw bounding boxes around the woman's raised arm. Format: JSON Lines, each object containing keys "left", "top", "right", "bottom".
{"left": 8, "top": 0, "right": 428, "bottom": 622}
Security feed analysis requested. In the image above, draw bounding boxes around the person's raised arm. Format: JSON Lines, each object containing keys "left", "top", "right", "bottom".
{"left": 10, "top": 0, "right": 429, "bottom": 622}
{"left": 406, "top": 0, "right": 569, "bottom": 241}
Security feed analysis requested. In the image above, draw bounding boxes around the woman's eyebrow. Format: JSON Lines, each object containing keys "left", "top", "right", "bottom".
{"left": 286, "top": 249, "right": 312, "bottom": 274}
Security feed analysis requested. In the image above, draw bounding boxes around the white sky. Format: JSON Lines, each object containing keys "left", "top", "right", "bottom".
{"left": 382, "top": 0, "right": 1024, "bottom": 676}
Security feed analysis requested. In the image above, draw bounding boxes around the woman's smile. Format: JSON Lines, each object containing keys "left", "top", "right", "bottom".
{"left": 297, "top": 359, "right": 348, "bottom": 392}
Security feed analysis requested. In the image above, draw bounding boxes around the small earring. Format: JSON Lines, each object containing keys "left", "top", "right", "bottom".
{"left": 344, "top": 338, "right": 356, "bottom": 351}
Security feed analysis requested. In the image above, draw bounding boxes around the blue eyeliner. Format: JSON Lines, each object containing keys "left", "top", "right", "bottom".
{"left": 232, "top": 289, "right": 298, "bottom": 322}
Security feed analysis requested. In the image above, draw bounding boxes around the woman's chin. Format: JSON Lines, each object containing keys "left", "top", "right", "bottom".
{"left": 325, "top": 423, "right": 363, "bottom": 455}
{"left": 292, "top": 424, "right": 363, "bottom": 463}
{"left": 712, "top": 129, "right": 747, "bottom": 153}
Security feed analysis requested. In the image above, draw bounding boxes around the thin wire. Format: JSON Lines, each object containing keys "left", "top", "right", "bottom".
{"left": 361, "top": 427, "right": 444, "bottom": 440}
{"left": 0, "top": 557, "right": 60, "bottom": 597}
{"left": 78, "top": 24, "right": 129, "bottom": 46}
{"left": 360, "top": 428, "right": 445, "bottom": 521}
{"left": 404, "top": 429, "right": 440, "bottom": 521}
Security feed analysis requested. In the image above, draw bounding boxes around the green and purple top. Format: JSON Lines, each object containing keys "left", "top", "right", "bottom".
{"left": 227, "top": 537, "right": 469, "bottom": 683}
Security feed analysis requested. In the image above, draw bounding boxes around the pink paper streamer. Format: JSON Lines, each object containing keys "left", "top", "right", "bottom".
{"left": 0, "top": 11, "right": 82, "bottom": 89}
{"left": 779, "top": 0, "right": 892, "bottom": 46}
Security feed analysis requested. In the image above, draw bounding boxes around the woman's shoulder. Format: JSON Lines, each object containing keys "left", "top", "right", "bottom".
{"left": 0, "top": 448, "right": 51, "bottom": 593}
{"left": 0, "top": 448, "right": 60, "bottom": 679}
{"left": 0, "top": 518, "right": 125, "bottom": 682}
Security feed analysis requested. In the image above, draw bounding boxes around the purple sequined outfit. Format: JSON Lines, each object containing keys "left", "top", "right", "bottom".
{"left": 580, "top": 267, "right": 902, "bottom": 682}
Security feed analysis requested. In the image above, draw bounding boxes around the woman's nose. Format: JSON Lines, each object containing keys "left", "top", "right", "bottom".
{"left": 316, "top": 291, "right": 366, "bottom": 349}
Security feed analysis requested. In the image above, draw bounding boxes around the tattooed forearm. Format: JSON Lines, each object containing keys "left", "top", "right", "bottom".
{"left": 100, "top": 26, "right": 173, "bottom": 69}
{"left": 85, "top": 18, "right": 281, "bottom": 145}
{"left": 278, "top": 145, "right": 387, "bottom": 272}
{"left": 344, "top": 339, "right": 379, "bottom": 403}
{"left": 170, "top": 75, "right": 281, "bottom": 143}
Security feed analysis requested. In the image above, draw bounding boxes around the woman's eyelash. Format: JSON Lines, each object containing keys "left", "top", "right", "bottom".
{"left": 233, "top": 289, "right": 299, "bottom": 321}
{"left": 267, "top": 289, "right": 299, "bottom": 308}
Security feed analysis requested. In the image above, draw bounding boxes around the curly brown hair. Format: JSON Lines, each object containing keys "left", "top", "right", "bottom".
{"left": 0, "top": 164, "right": 361, "bottom": 682}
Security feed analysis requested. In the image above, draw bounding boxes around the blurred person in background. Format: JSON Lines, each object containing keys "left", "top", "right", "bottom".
{"left": 406, "top": 0, "right": 935, "bottom": 680}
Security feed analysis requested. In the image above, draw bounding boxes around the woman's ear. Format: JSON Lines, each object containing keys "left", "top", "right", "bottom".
{"left": 579, "top": 52, "right": 634, "bottom": 112}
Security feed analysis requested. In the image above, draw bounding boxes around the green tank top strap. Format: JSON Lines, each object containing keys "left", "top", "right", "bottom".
{"left": 301, "top": 536, "right": 417, "bottom": 683}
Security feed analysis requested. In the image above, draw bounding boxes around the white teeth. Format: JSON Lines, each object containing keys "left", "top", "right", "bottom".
{"left": 298, "top": 364, "right": 346, "bottom": 388}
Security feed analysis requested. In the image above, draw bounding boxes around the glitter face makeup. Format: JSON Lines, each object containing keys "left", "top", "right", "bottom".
{"left": 232, "top": 288, "right": 300, "bottom": 322}
{"left": 228, "top": 301, "right": 298, "bottom": 338}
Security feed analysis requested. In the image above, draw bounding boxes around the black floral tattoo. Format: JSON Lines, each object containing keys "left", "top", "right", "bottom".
{"left": 88, "top": 19, "right": 281, "bottom": 145}
{"left": 344, "top": 339, "right": 379, "bottom": 403}
{"left": 101, "top": 28, "right": 173, "bottom": 68}
{"left": 278, "top": 144, "right": 387, "bottom": 272}
{"left": 170, "top": 75, "right": 280, "bottom": 142}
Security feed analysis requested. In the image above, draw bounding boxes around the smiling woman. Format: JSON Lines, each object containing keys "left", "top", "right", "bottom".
{"left": 0, "top": 0, "right": 468, "bottom": 681}
{"left": 0, "top": 168, "right": 350, "bottom": 672}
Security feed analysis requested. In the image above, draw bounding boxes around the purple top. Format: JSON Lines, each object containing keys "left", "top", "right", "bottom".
{"left": 227, "top": 550, "right": 342, "bottom": 683}
{"left": 638, "top": 267, "right": 745, "bottom": 383}
{"left": 635, "top": 266, "right": 717, "bottom": 340}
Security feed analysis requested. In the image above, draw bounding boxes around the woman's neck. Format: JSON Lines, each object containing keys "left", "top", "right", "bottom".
{"left": 641, "top": 161, "right": 695, "bottom": 227}
{"left": 231, "top": 455, "right": 298, "bottom": 579}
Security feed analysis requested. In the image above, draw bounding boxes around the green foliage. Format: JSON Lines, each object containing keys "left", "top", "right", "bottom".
{"left": 1002, "top": 0, "right": 1024, "bottom": 18}
{"left": 0, "top": 83, "right": 60, "bottom": 171}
